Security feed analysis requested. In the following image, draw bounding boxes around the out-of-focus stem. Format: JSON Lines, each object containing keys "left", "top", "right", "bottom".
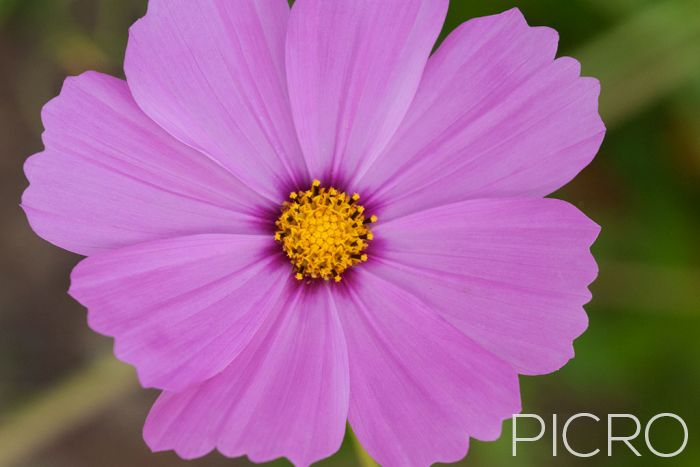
{"left": 0, "top": 354, "right": 138, "bottom": 467}
{"left": 576, "top": 0, "right": 700, "bottom": 127}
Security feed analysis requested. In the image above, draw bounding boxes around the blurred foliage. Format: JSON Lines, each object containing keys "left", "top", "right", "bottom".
{"left": 0, "top": 1, "right": 698, "bottom": 466}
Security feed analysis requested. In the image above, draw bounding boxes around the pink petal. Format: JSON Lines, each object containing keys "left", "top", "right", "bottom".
{"left": 69, "top": 234, "right": 287, "bottom": 392}
{"left": 373, "top": 198, "right": 600, "bottom": 375}
{"left": 335, "top": 269, "right": 520, "bottom": 466}
{"left": 359, "top": 8, "right": 605, "bottom": 219}
{"left": 22, "top": 72, "right": 268, "bottom": 256}
{"left": 285, "top": 0, "right": 448, "bottom": 182}
{"left": 125, "top": 0, "right": 307, "bottom": 200}
{"left": 144, "top": 286, "right": 349, "bottom": 466}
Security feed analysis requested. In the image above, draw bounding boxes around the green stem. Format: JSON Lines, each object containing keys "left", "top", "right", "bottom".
{"left": 349, "top": 427, "right": 378, "bottom": 467}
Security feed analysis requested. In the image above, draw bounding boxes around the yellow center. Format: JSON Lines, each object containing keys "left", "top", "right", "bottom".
{"left": 275, "top": 180, "right": 377, "bottom": 282}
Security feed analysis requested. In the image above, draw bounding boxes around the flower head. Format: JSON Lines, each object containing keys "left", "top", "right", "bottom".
{"left": 22, "top": 1, "right": 604, "bottom": 466}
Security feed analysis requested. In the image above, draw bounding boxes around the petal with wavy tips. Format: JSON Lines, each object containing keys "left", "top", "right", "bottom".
{"left": 144, "top": 286, "right": 349, "bottom": 466}
{"left": 360, "top": 8, "right": 605, "bottom": 219}
{"left": 373, "top": 198, "right": 600, "bottom": 375}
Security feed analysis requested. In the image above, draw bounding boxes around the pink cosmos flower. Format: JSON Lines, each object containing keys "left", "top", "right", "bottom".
{"left": 21, "top": 1, "right": 604, "bottom": 466}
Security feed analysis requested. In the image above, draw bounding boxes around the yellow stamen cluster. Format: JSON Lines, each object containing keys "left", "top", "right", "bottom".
{"left": 275, "top": 180, "right": 377, "bottom": 282}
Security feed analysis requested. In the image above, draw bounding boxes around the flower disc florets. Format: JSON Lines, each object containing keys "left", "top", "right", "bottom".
{"left": 275, "top": 180, "right": 376, "bottom": 282}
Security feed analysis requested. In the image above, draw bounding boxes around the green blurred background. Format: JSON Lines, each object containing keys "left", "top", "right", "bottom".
{"left": 0, "top": 0, "right": 698, "bottom": 466}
